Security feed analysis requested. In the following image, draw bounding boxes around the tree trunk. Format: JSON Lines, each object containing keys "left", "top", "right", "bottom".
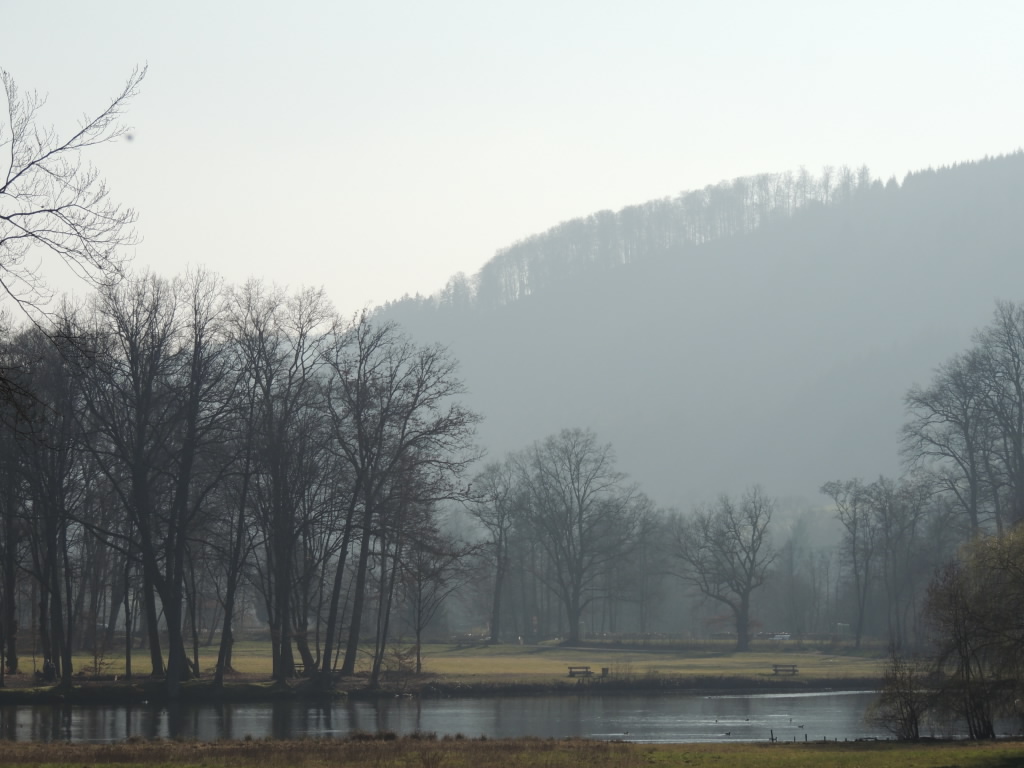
{"left": 488, "top": 535, "right": 506, "bottom": 644}
{"left": 370, "top": 535, "right": 401, "bottom": 688}
{"left": 2, "top": 514, "right": 18, "bottom": 674}
{"left": 187, "top": 577, "right": 201, "bottom": 678}
{"left": 123, "top": 567, "right": 133, "bottom": 680}
{"left": 140, "top": 568, "right": 165, "bottom": 676}
{"left": 565, "top": 588, "right": 582, "bottom": 644}
{"left": 105, "top": 553, "right": 125, "bottom": 651}
{"left": 162, "top": 590, "right": 189, "bottom": 697}
{"left": 215, "top": 436, "right": 254, "bottom": 687}
{"left": 38, "top": 590, "right": 54, "bottom": 680}
{"left": 320, "top": 494, "right": 358, "bottom": 675}
{"left": 59, "top": 529, "right": 74, "bottom": 688}
{"left": 214, "top": 564, "right": 241, "bottom": 687}
{"left": 271, "top": 510, "right": 295, "bottom": 684}
{"left": 341, "top": 506, "right": 374, "bottom": 675}
{"left": 735, "top": 595, "right": 751, "bottom": 652}
{"left": 294, "top": 632, "right": 316, "bottom": 676}
{"left": 214, "top": 569, "right": 240, "bottom": 686}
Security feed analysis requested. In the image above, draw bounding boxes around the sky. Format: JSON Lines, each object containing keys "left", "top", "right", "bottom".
{"left": 4, "top": 1, "right": 1023, "bottom": 314}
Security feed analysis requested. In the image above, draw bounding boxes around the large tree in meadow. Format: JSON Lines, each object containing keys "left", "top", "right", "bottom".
{"left": 673, "top": 487, "right": 777, "bottom": 651}
{"left": 517, "top": 428, "right": 641, "bottom": 644}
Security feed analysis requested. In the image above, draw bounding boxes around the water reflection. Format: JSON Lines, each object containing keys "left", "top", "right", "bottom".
{"left": 0, "top": 691, "right": 892, "bottom": 743}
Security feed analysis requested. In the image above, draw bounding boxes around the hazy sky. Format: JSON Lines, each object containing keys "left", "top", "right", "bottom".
{"left": 4, "top": 1, "right": 1022, "bottom": 313}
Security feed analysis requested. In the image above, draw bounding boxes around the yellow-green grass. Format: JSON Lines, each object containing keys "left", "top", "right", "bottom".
{"left": 10, "top": 642, "right": 883, "bottom": 685}
{"left": 11, "top": 645, "right": 268, "bottom": 679}
{"left": 0, "top": 737, "right": 1021, "bottom": 768}
{"left": 418, "top": 644, "right": 884, "bottom": 683}
{"left": 13, "top": 641, "right": 297, "bottom": 678}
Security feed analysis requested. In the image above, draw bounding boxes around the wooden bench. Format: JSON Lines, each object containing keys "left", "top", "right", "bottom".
{"left": 567, "top": 665, "right": 593, "bottom": 677}
{"left": 772, "top": 664, "right": 798, "bottom": 675}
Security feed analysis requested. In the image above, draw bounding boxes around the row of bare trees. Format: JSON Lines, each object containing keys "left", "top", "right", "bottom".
{"left": 0, "top": 271, "right": 480, "bottom": 696}
{"left": 469, "top": 431, "right": 785, "bottom": 651}
{"left": 467, "top": 428, "right": 953, "bottom": 656}
{"left": 904, "top": 300, "right": 1024, "bottom": 536}
{"left": 808, "top": 302, "right": 1024, "bottom": 664}
{"left": 468, "top": 428, "right": 961, "bottom": 658}
{"left": 819, "top": 477, "right": 957, "bottom": 651}
{"left": 859, "top": 301, "right": 1024, "bottom": 739}
{"left": 9, "top": 297, "right": 1015, "bottom": 699}
{"left": 468, "top": 429, "right": 650, "bottom": 645}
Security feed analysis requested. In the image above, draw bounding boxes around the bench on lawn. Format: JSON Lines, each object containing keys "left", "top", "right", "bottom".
{"left": 567, "top": 665, "right": 593, "bottom": 677}
{"left": 772, "top": 663, "right": 798, "bottom": 675}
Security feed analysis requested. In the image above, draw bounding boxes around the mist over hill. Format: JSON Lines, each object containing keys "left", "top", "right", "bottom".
{"left": 379, "top": 153, "right": 1024, "bottom": 509}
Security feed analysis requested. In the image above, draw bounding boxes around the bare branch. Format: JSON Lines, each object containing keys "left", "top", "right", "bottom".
{"left": 0, "top": 66, "right": 146, "bottom": 315}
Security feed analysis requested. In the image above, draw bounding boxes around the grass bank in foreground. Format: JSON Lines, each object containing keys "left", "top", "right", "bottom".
{"left": 0, "top": 737, "right": 1021, "bottom": 768}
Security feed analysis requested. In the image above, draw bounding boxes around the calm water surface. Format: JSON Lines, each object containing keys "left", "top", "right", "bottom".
{"left": 1, "top": 691, "right": 890, "bottom": 743}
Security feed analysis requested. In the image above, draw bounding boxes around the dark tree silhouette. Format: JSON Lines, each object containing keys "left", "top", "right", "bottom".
{"left": 0, "top": 67, "right": 144, "bottom": 312}
{"left": 673, "top": 487, "right": 777, "bottom": 652}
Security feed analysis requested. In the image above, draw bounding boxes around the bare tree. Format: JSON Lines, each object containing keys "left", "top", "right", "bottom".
{"left": 400, "top": 524, "right": 475, "bottom": 673}
{"left": 76, "top": 273, "right": 179, "bottom": 678}
{"left": 228, "top": 281, "right": 332, "bottom": 685}
{"left": 0, "top": 66, "right": 143, "bottom": 680}
{"left": 517, "top": 428, "right": 641, "bottom": 644}
{"left": 904, "top": 301, "right": 1024, "bottom": 536}
{"left": 320, "top": 315, "right": 480, "bottom": 678}
{"left": 866, "top": 476, "right": 933, "bottom": 649}
{"left": 75, "top": 270, "right": 238, "bottom": 697}
{"left": 926, "top": 559, "right": 997, "bottom": 739}
{"left": 0, "top": 67, "right": 145, "bottom": 311}
{"left": 672, "top": 487, "right": 777, "bottom": 651}
{"left": 0, "top": 319, "right": 28, "bottom": 677}
{"left": 975, "top": 301, "right": 1024, "bottom": 528}
{"left": 11, "top": 321, "right": 88, "bottom": 685}
{"left": 159, "top": 269, "right": 239, "bottom": 690}
{"left": 629, "top": 501, "right": 671, "bottom": 635}
{"left": 870, "top": 645, "right": 933, "bottom": 741}
{"left": 210, "top": 394, "right": 259, "bottom": 686}
{"left": 467, "top": 457, "right": 521, "bottom": 644}
{"left": 821, "top": 478, "right": 877, "bottom": 649}
{"left": 903, "top": 349, "right": 993, "bottom": 537}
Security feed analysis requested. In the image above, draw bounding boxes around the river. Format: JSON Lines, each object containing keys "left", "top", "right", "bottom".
{"left": 0, "top": 690, "right": 897, "bottom": 743}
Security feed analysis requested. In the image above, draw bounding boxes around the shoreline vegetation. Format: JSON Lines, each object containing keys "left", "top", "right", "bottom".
{"left": 3, "top": 644, "right": 1022, "bottom": 766}
{"left": 0, "top": 736, "right": 1022, "bottom": 768}
{"left": 0, "top": 641, "right": 886, "bottom": 705}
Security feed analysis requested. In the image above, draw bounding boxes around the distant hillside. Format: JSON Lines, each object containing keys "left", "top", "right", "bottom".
{"left": 379, "top": 152, "right": 1024, "bottom": 509}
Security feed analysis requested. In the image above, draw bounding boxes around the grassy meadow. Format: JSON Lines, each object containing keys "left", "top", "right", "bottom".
{"left": 8, "top": 639, "right": 887, "bottom": 687}
{"left": 416, "top": 642, "right": 884, "bottom": 683}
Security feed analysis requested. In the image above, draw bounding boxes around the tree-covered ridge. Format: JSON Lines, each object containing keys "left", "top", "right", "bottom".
{"left": 388, "top": 151, "right": 1024, "bottom": 314}
{"left": 474, "top": 165, "right": 871, "bottom": 308}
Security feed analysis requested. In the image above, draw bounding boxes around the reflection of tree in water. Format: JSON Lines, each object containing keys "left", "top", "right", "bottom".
{"left": 271, "top": 699, "right": 291, "bottom": 741}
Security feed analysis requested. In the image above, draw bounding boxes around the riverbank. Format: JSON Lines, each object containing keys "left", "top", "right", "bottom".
{"left": 0, "top": 672, "right": 884, "bottom": 706}
{"left": 0, "top": 642, "right": 886, "bottom": 705}
{"left": 416, "top": 673, "right": 881, "bottom": 699}
{"left": 0, "top": 735, "right": 1021, "bottom": 768}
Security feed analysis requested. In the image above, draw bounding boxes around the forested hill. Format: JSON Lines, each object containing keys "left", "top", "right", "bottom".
{"left": 379, "top": 152, "right": 1024, "bottom": 509}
